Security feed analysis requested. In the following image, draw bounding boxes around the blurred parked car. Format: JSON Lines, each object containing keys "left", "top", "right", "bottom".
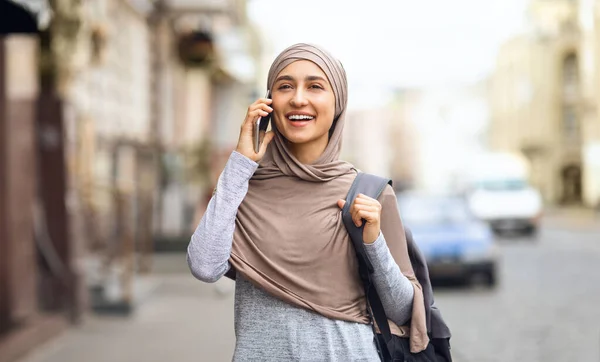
{"left": 466, "top": 178, "right": 543, "bottom": 237}
{"left": 397, "top": 193, "right": 498, "bottom": 287}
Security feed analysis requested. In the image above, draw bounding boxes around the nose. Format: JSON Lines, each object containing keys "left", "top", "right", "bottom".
{"left": 290, "top": 89, "right": 308, "bottom": 107}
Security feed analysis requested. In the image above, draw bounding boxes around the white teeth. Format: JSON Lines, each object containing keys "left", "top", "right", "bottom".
{"left": 288, "top": 115, "right": 314, "bottom": 120}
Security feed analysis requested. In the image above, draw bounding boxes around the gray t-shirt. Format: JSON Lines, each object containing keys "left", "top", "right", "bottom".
{"left": 187, "top": 151, "right": 414, "bottom": 361}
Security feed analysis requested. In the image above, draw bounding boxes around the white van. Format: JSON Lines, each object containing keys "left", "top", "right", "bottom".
{"left": 466, "top": 178, "right": 543, "bottom": 236}
{"left": 463, "top": 152, "right": 543, "bottom": 236}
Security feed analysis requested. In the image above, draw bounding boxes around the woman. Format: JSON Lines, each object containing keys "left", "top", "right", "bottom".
{"left": 187, "top": 43, "right": 429, "bottom": 361}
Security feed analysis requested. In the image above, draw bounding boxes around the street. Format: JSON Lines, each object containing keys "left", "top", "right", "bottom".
{"left": 18, "top": 224, "right": 600, "bottom": 362}
{"left": 435, "top": 228, "right": 600, "bottom": 362}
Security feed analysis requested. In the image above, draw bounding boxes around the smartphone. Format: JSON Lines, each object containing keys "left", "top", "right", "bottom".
{"left": 253, "top": 90, "right": 272, "bottom": 153}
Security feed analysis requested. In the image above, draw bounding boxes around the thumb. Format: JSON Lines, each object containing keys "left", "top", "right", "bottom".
{"left": 337, "top": 199, "right": 346, "bottom": 209}
{"left": 258, "top": 131, "right": 275, "bottom": 155}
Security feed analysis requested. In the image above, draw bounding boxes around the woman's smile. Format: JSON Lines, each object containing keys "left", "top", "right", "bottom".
{"left": 286, "top": 111, "right": 316, "bottom": 127}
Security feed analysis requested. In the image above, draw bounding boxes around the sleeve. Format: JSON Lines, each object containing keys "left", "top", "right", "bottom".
{"left": 364, "top": 232, "right": 414, "bottom": 325}
{"left": 186, "top": 151, "right": 258, "bottom": 283}
{"left": 373, "top": 184, "right": 429, "bottom": 351}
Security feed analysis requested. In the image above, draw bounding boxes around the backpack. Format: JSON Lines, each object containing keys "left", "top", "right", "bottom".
{"left": 342, "top": 172, "right": 452, "bottom": 362}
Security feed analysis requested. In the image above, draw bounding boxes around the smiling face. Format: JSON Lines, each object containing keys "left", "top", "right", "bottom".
{"left": 271, "top": 60, "right": 336, "bottom": 162}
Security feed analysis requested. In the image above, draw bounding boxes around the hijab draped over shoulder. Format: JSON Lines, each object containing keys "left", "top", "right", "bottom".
{"left": 229, "top": 43, "right": 429, "bottom": 352}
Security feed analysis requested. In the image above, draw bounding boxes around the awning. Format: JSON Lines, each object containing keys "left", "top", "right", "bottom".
{"left": 166, "top": 0, "right": 231, "bottom": 14}
{"left": 0, "top": 0, "right": 38, "bottom": 34}
{"left": 1, "top": 0, "right": 51, "bottom": 32}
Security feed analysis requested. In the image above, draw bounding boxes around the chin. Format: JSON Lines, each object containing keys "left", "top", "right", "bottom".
{"left": 279, "top": 129, "right": 309, "bottom": 144}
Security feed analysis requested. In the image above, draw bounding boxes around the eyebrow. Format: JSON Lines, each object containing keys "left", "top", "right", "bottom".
{"left": 274, "top": 75, "right": 328, "bottom": 83}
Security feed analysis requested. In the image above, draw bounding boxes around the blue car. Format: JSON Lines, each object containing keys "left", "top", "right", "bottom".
{"left": 397, "top": 193, "right": 498, "bottom": 287}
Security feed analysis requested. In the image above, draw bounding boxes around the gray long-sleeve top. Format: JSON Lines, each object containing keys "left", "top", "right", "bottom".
{"left": 187, "top": 151, "right": 414, "bottom": 361}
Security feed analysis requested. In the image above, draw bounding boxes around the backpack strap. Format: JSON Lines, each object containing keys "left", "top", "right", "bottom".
{"left": 342, "top": 173, "right": 391, "bottom": 275}
{"left": 342, "top": 172, "right": 394, "bottom": 352}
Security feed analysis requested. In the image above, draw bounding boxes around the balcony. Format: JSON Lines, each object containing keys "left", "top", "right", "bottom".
{"left": 167, "top": 0, "right": 236, "bottom": 17}
{"left": 177, "top": 29, "right": 215, "bottom": 66}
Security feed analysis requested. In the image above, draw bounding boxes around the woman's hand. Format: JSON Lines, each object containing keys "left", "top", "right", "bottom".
{"left": 236, "top": 97, "right": 275, "bottom": 162}
{"left": 337, "top": 194, "right": 382, "bottom": 244}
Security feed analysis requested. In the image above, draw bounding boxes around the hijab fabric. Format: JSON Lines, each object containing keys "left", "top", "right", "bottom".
{"left": 229, "top": 43, "right": 429, "bottom": 353}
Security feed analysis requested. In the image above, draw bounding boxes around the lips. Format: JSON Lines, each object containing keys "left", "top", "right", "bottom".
{"left": 286, "top": 112, "right": 315, "bottom": 127}
{"left": 286, "top": 112, "right": 315, "bottom": 119}
{"left": 287, "top": 115, "right": 314, "bottom": 121}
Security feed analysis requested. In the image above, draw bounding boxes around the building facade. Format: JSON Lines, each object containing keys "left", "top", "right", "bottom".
{"left": 490, "top": 0, "right": 600, "bottom": 207}
{"left": 580, "top": 0, "right": 600, "bottom": 208}
{"left": 0, "top": 1, "right": 263, "bottom": 361}
{"left": 1, "top": 3, "right": 71, "bottom": 361}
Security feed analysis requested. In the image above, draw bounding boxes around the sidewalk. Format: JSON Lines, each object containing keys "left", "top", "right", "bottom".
{"left": 17, "top": 255, "right": 237, "bottom": 362}
{"left": 542, "top": 206, "right": 600, "bottom": 233}
{"left": 15, "top": 212, "right": 597, "bottom": 362}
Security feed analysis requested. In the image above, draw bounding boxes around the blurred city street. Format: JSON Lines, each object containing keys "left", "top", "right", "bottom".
{"left": 3, "top": 0, "right": 600, "bottom": 361}
{"left": 18, "top": 254, "right": 238, "bottom": 362}
{"left": 15, "top": 214, "right": 600, "bottom": 362}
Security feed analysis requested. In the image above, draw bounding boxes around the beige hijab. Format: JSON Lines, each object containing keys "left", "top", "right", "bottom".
{"left": 229, "top": 43, "right": 429, "bottom": 353}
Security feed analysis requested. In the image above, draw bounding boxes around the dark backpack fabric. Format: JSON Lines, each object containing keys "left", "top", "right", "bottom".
{"left": 405, "top": 229, "right": 452, "bottom": 361}
{"left": 342, "top": 172, "right": 452, "bottom": 362}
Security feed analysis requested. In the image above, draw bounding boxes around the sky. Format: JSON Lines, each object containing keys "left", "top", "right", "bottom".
{"left": 248, "top": 0, "right": 529, "bottom": 107}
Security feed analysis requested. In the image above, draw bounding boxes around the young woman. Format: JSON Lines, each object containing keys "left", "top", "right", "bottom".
{"left": 187, "top": 43, "right": 429, "bottom": 361}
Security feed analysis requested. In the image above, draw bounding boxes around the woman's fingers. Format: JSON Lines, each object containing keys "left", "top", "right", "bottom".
{"left": 353, "top": 194, "right": 381, "bottom": 207}
{"left": 257, "top": 131, "right": 275, "bottom": 157}
{"left": 352, "top": 210, "right": 378, "bottom": 227}
{"left": 248, "top": 103, "right": 273, "bottom": 116}
{"left": 236, "top": 97, "right": 274, "bottom": 162}
{"left": 345, "top": 194, "right": 383, "bottom": 244}
{"left": 242, "top": 108, "right": 270, "bottom": 129}
{"left": 340, "top": 194, "right": 382, "bottom": 228}
{"left": 242, "top": 101, "right": 273, "bottom": 127}
{"left": 351, "top": 204, "right": 379, "bottom": 227}
{"left": 256, "top": 97, "right": 273, "bottom": 106}
{"left": 351, "top": 195, "right": 381, "bottom": 213}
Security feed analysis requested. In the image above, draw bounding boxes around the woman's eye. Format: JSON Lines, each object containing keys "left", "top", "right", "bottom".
{"left": 278, "top": 84, "right": 292, "bottom": 90}
{"left": 310, "top": 84, "right": 324, "bottom": 90}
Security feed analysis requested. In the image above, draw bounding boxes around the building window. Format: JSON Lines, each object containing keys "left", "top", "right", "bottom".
{"left": 562, "top": 106, "right": 579, "bottom": 141}
{"left": 562, "top": 53, "right": 580, "bottom": 143}
{"left": 562, "top": 53, "right": 579, "bottom": 101}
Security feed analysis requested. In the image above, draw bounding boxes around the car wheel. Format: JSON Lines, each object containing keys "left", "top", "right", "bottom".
{"left": 523, "top": 225, "right": 539, "bottom": 239}
{"left": 483, "top": 269, "right": 497, "bottom": 288}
